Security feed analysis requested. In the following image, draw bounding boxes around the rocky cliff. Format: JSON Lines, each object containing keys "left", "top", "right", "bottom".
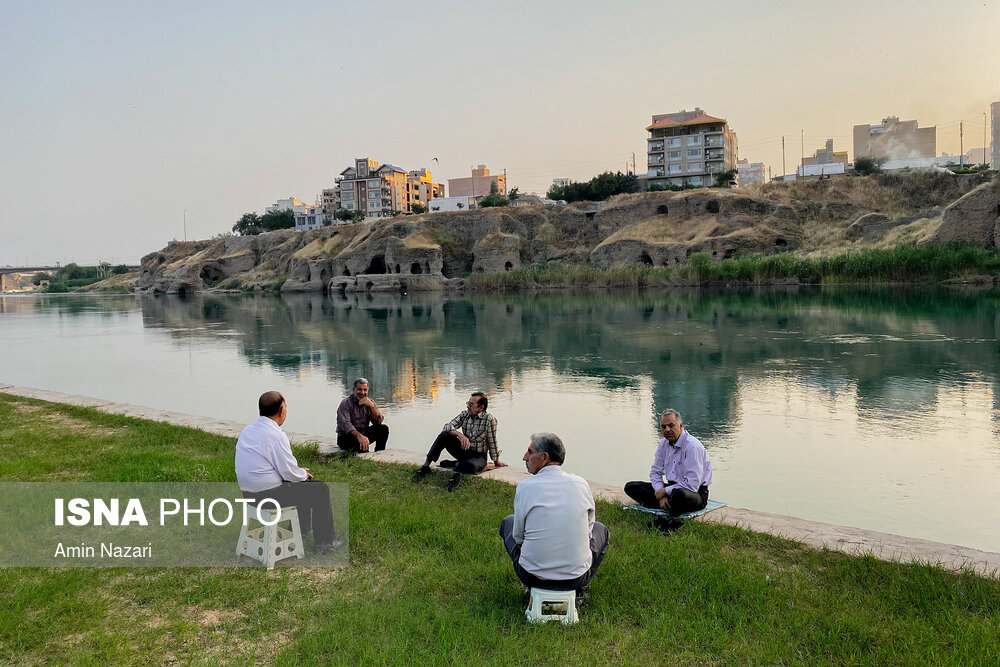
{"left": 133, "top": 171, "right": 996, "bottom": 295}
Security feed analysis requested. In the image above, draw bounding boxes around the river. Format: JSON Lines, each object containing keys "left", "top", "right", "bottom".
{"left": 2, "top": 287, "right": 999, "bottom": 552}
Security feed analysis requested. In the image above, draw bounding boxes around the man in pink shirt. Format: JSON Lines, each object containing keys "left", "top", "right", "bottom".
{"left": 624, "top": 409, "right": 712, "bottom": 516}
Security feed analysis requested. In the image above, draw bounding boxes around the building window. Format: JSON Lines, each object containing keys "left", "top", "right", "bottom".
{"left": 342, "top": 182, "right": 353, "bottom": 190}
{"left": 669, "top": 151, "right": 681, "bottom": 160}
{"left": 687, "top": 136, "right": 702, "bottom": 146}
{"left": 687, "top": 163, "right": 702, "bottom": 173}
{"left": 344, "top": 203, "right": 354, "bottom": 210}
{"left": 368, "top": 191, "right": 379, "bottom": 199}
{"left": 669, "top": 164, "right": 682, "bottom": 174}
{"left": 368, "top": 179, "right": 381, "bottom": 188}
{"left": 667, "top": 138, "right": 681, "bottom": 148}
{"left": 687, "top": 149, "right": 701, "bottom": 157}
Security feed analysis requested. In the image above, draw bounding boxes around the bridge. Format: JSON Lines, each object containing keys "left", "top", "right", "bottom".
{"left": 0, "top": 267, "right": 60, "bottom": 293}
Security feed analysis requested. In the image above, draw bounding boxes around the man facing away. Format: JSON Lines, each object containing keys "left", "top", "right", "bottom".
{"left": 411, "top": 391, "right": 508, "bottom": 491}
{"left": 235, "top": 391, "right": 340, "bottom": 553}
{"left": 499, "top": 433, "right": 610, "bottom": 604}
{"left": 624, "top": 409, "right": 712, "bottom": 516}
{"left": 336, "top": 378, "right": 389, "bottom": 453}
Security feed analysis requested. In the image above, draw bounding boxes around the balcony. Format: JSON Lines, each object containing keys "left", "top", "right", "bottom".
{"left": 648, "top": 142, "right": 664, "bottom": 153}
{"left": 648, "top": 168, "right": 665, "bottom": 178}
{"left": 705, "top": 138, "right": 725, "bottom": 147}
{"left": 705, "top": 151, "right": 725, "bottom": 161}
{"left": 648, "top": 155, "right": 664, "bottom": 166}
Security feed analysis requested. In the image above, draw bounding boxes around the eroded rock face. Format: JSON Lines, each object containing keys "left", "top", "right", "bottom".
{"left": 931, "top": 181, "right": 1000, "bottom": 247}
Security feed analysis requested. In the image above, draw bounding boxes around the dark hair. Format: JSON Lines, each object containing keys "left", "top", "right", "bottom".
{"left": 259, "top": 391, "right": 285, "bottom": 417}
{"left": 353, "top": 378, "right": 369, "bottom": 389}
{"left": 471, "top": 391, "right": 488, "bottom": 410}
{"left": 530, "top": 432, "right": 565, "bottom": 464}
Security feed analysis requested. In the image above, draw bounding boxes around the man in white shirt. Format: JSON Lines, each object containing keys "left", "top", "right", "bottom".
{"left": 498, "top": 432, "right": 610, "bottom": 600}
{"left": 235, "top": 391, "right": 339, "bottom": 553}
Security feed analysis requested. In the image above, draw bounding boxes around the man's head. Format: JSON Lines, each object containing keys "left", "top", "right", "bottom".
{"left": 467, "top": 391, "right": 487, "bottom": 416}
{"left": 523, "top": 432, "right": 565, "bottom": 474}
{"left": 659, "top": 409, "right": 684, "bottom": 445}
{"left": 259, "top": 391, "right": 287, "bottom": 426}
{"left": 352, "top": 378, "right": 369, "bottom": 401}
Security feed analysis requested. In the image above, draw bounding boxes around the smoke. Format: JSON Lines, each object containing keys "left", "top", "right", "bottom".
{"left": 882, "top": 134, "right": 928, "bottom": 160}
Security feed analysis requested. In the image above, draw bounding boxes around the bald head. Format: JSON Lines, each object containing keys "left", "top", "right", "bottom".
{"left": 258, "top": 391, "right": 285, "bottom": 418}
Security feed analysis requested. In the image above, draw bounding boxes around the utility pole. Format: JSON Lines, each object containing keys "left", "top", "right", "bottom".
{"left": 183, "top": 209, "right": 187, "bottom": 242}
{"left": 503, "top": 168, "right": 507, "bottom": 194}
{"left": 781, "top": 136, "right": 786, "bottom": 179}
{"left": 631, "top": 152, "right": 636, "bottom": 175}
{"left": 985, "top": 112, "right": 989, "bottom": 167}
{"left": 960, "top": 122, "right": 964, "bottom": 167}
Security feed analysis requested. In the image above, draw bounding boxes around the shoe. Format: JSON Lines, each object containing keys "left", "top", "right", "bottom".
{"left": 439, "top": 459, "right": 457, "bottom": 469}
{"left": 313, "top": 536, "right": 346, "bottom": 555}
{"left": 447, "top": 473, "right": 462, "bottom": 492}
{"left": 649, "top": 516, "right": 684, "bottom": 536}
{"left": 374, "top": 443, "right": 386, "bottom": 452}
{"left": 412, "top": 466, "right": 431, "bottom": 482}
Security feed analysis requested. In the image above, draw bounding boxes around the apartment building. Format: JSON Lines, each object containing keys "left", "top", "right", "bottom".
{"left": 332, "top": 158, "right": 443, "bottom": 219}
{"left": 853, "top": 116, "right": 936, "bottom": 160}
{"left": 646, "top": 108, "right": 738, "bottom": 188}
{"left": 448, "top": 165, "right": 505, "bottom": 198}
{"left": 294, "top": 205, "right": 325, "bottom": 231}
{"left": 992, "top": 101, "right": 1000, "bottom": 169}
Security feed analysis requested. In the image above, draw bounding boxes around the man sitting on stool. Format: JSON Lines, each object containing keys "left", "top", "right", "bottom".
{"left": 236, "top": 391, "right": 340, "bottom": 553}
{"left": 412, "top": 391, "right": 507, "bottom": 491}
{"left": 499, "top": 433, "right": 610, "bottom": 606}
{"left": 624, "top": 409, "right": 712, "bottom": 518}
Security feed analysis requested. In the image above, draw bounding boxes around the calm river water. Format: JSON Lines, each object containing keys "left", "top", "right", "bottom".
{"left": 2, "top": 287, "right": 999, "bottom": 552}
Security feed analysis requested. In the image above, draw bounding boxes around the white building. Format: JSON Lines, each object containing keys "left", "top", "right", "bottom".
{"left": 294, "top": 205, "right": 326, "bottom": 231}
{"left": 737, "top": 159, "right": 764, "bottom": 186}
{"left": 267, "top": 197, "right": 309, "bottom": 215}
{"left": 427, "top": 196, "right": 477, "bottom": 212}
{"left": 797, "top": 163, "right": 845, "bottom": 177}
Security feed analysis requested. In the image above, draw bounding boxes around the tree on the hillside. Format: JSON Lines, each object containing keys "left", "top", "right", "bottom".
{"left": 508, "top": 186, "right": 520, "bottom": 202}
{"left": 547, "top": 171, "right": 639, "bottom": 203}
{"left": 112, "top": 265, "right": 130, "bottom": 274}
{"left": 478, "top": 181, "right": 510, "bottom": 208}
{"left": 260, "top": 209, "right": 295, "bottom": 231}
{"left": 411, "top": 202, "right": 427, "bottom": 214}
{"left": 854, "top": 157, "right": 886, "bottom": 176}
{"left": 456, "top": 202, "right": 464, "bottom": 209}
{"left": 713, "top": 169, "right": 738, "bottom": 188}
{"left": 97, "top": 261, "right": 112, "bottom": 278}
{"left": 232, "top": 212, "right": 262, "bottom": 235}
{"left": 31, "top": 272, "right": 51, "bottom": 285}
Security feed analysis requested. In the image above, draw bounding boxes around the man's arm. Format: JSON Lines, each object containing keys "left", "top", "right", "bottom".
{"left": 649, "top": 441, "right": 667, "bottom": 491}
{"left": 676, "top": 447, "right": 707, "bottom": 492}
{"left": 484, "top": 415, "right": 505, "bottom": 466}
{"left": 512, "top": 487, "right": 527, "bottom": 544}
{"left": 445, "top": 412, "right": 471, "bottom": 448}
{"left": 335, "top": 399, "right": 353, "bottom": 435}
{"left": 266, "top": 432, "right": 308, "bottom": 483}
{"left": 363, "top": 398, "right": 383, "bottom": 424}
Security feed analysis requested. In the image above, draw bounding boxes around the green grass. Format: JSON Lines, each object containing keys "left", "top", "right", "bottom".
{"left": 1, "top": 392, "right": 999, "bottom": 665}
{"left": 465, "top": 244, "right": 1000, "bottom": 290}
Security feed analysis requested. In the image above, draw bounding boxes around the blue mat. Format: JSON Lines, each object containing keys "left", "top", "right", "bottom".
{"left": 621, "top": 498, "right": 726, "bottom": 519}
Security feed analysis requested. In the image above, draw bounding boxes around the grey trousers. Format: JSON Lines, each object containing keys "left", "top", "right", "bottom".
{"left": 498, "top": 514, "right": 609, "bottom": 591}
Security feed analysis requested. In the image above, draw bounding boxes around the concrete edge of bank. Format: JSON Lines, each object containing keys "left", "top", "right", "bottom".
{"left": 3, "top": 383, "right": 999, "bottom": 579}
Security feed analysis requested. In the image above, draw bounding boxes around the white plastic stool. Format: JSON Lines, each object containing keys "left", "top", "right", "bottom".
{"left": 524, "top": 588, "right": 579, "bottom": 624}
{"left": 235, "top": 505, "right": 304, "bottom": 569}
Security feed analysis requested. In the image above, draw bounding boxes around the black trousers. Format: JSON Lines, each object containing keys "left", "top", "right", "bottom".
{"left": 623, "top": 481, "right": 709, "bottom": 516}
{"left": 498, "top": 515, "right": 610, "bottom": 592}
{"left": 243, "top": 480, "right": 336, "bottom": 546}
{"left": 424, "top": 431, "right": 487, "bottom": 473}
{"left": 336, "top": 423, "right": 389, "bottom": 452}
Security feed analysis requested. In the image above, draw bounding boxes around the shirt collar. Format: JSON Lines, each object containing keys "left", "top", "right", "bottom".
{"left": 665, "top": 430, "right": 688, "bottom": 449}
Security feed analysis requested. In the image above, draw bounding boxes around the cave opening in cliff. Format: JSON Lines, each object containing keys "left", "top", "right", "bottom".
{"left": 364, "top": 255, "right": 387, "bottom": 274}
{"left": 639, "top": 252, "right": 653, "bottom": 266}
{"left": 411, "top": 262, "right": 423, "bottom": 274}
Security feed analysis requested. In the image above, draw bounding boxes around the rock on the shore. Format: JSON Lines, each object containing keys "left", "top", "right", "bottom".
{"left": 930, "top": 180, "right": 1000, "bottom": 247}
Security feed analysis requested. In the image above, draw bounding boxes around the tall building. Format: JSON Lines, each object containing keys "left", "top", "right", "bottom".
{"left": 646, "top": 108, "right": 738, "bottom": 188}
{"left": 992, "top": 101, "right": 1000, "bottom": 169}
{"left": 802, "top": 139, "right": 848, "bottom": 167}
{"left": 448, "top": 165, "right": 505, "bottom": 198}
{"left": 332, "top": 158, "right": 443, "bottom": 219}
{"left": 853, "top": 116, "right": 936, "bottom": 160}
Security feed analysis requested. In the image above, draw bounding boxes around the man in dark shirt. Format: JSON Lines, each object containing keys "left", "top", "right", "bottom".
{"left": 411, "top": 391, "right": 507, "bottom": 491}
{"left": 335, "top": 378, "right": 389, "bottom": 453}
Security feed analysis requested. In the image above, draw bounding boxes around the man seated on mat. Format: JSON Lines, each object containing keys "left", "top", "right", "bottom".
{"left": 499, "top": 433, "right": 610, "bottom": 606}
{"left": 335, "top": 377, "right": 389, "bottom": 453}
{"left": 624, "top": 409, "right": 712, "bottom": 516}
{"left": 411, "top": 391, "right": 507, "bottom": 491}
{"left": 236, "top": 391, "right": 340, "bottom": 554}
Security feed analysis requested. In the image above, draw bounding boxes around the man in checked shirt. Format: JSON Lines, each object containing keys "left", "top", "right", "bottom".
{"left": 411, "top": 391, "right": 507, "bottom": 491}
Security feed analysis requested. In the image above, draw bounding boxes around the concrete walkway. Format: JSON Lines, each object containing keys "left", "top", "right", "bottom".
{"left": 3, "top": 383, "right": 999, "bottom": 578}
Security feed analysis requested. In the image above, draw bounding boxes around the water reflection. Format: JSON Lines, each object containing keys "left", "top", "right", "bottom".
{"left": 3, "top": 287, "right": 1000, "bottom": 551}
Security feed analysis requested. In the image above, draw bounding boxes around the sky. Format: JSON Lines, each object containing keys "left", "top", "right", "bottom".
{"left": 1, "top": 0, "right": 998, "bottom": 267}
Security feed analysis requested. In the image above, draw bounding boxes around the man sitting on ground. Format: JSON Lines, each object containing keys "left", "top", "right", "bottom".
{"left": 624, "top": 409, "right": 712, "bottom": 519}
{"left": 412, "top": 391, "right": 507, "bottom": 491}
{"left": 235, "top": 391, "right": 340, "bottom": 553}
{"left": 336, "top": 378, "right": 389, "bottom": 453}
{"left": 498, "top": 432, "right": 610, "bottom": 606}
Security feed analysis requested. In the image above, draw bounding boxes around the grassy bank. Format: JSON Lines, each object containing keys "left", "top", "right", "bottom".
{"left": 465, "top": 244, "right": 1000, "bottom": 290}
{"left": 2, "top": 392, "right": 999, "bottom": 665}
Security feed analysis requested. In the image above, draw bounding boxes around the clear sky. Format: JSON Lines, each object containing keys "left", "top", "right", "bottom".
{"left": 1, "top": 0, "right": 997, "bottom": 266}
